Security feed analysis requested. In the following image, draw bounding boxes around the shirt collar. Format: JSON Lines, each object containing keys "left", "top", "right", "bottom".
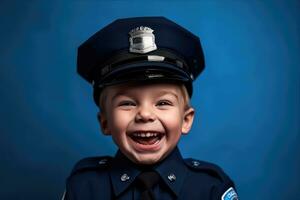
{"left": 154, "top": 147, "right": 188, "bottom": 197}
{"left": 109, "top": 147, "right": 188, "bottom": 197}
{"left": 109, "top": 150, "right": 140, "bottom": 197}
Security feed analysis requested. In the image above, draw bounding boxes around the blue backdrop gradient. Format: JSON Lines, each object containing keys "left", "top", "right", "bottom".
{"left": 0, "top": 1, "right": 299, "bottom": 199}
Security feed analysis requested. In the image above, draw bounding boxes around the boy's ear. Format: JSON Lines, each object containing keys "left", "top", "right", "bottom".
{"left": 97, "top": 112, "right": 111, "bottom": 135}
{"left": 181, "top": 107, "right": 195, "bottom": 135}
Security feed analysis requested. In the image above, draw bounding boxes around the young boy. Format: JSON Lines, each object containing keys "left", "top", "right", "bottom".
{"left": 64, "top": 17, "right": 238, "bottom": 200}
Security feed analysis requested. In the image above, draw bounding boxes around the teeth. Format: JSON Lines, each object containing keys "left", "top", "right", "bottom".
{"left": 132, "top": 132, "right": 159, "bottom": 137}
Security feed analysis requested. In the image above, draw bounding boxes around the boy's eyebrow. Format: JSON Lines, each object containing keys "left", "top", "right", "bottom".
{"left": 110, "top": 89, "right": 181, "bottom": 101}
{"left": 157, "top": 90, "right": 180, "bottom": 100}
{"left": 111, "top": 91, "right": 130, "bottom": 101}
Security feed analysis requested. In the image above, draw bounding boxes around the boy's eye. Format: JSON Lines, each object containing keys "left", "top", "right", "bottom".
{"left": 156, "top": 100, "right": 172, "bottom": 107}
{"left": 118, "top": 101, "right": 136, "bottom": 107}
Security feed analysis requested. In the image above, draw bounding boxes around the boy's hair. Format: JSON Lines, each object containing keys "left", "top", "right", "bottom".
{"left": 98, "top": 83, "right": 191, "bottom": 114}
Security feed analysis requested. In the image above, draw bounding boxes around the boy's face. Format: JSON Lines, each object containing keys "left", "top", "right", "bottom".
{"left": 98, "top": 83, "right": 194, "bottom": 165}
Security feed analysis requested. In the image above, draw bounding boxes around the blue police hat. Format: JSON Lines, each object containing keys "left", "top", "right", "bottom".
{"left": 77, "top": 16, "right": 205, "bottom": 106}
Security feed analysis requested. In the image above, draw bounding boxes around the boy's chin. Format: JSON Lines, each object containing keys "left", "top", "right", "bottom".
{"left": 129, "top": 153, "right": 167, "bottom": 165}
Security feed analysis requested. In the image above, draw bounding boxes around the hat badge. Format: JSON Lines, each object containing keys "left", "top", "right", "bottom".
{"left": 129, "top": 26, "right": 157, "bottom": 54}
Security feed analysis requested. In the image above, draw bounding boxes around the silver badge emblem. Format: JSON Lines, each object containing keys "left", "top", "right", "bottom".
{"left": 120, "top": 173, "right": 130, "bottom": 182}
{"left": 129, "top": 26, "right": 157, "bottom": 54}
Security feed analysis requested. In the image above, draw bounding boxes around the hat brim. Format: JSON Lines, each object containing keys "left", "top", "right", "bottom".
{"left": 93, "top": 61, "right": 193, "bottom": 106}
{"left": 98, "top": 61, "right": 192, "bottom": 87}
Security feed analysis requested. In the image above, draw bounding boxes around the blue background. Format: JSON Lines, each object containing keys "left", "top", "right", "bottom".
{"left": 0, "top": 1, "right": 299, "bottom": 199}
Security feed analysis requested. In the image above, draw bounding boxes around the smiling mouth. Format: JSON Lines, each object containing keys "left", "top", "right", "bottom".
{"left": 129, "top": 132, "right": 164, "bottom": 145}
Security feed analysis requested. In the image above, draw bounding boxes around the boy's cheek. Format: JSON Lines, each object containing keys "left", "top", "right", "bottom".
{"left": 110, "top": 112, "right": 129, "bottom": 127}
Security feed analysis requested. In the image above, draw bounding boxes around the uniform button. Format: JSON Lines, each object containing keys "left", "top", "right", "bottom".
{"left": 192, "top": 160, "right": 200, "bottom": 167}
{"left": 98, "top": 159, "right": 107, "bottom": 165}
{"left": 190, "top": 74, "right": 194, "bottom": 80}
{"left": 167, "top": 173, "right": 176, "bottom": 182}
{"left": 120, "top": 173, "right": 130, "bottom": 182}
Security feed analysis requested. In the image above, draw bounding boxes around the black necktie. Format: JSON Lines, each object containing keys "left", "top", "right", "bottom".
{"left": 136, "top": 171, "right": 160, "bottom": 200}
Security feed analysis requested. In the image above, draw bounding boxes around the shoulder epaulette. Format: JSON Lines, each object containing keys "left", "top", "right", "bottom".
{"left": 71, "top": 156, "right": 112, "bottom": 176}
{"left": 184, "top": 158, "right": 232, "bottom": 184}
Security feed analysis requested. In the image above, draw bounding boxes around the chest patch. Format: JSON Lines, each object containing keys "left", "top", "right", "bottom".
{"left": 221, "top": 187, "right": 238, "bottom": 200}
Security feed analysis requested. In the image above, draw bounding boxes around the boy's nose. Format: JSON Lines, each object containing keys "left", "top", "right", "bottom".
{"left": 135, "top": 106, "right": 156, "bottom": 122}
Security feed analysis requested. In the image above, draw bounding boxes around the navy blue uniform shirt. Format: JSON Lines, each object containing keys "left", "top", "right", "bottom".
{"left": 63, "top": 147, "right": 238, "bottom": 200}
